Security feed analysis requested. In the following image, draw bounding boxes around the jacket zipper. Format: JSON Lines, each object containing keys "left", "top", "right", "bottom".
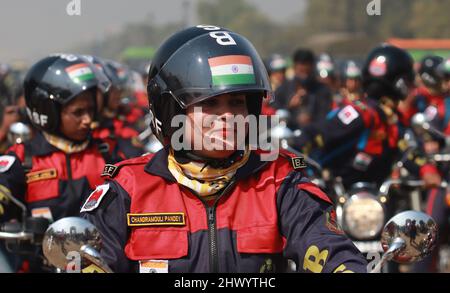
{"left": 207, "top": 206, "right": 218, "bottom": 273}
{"left": 65, "top": 154, "right": 77, "bottom": 198}
{"left": 203, "top": 181, "right": 236, "bottom": 273}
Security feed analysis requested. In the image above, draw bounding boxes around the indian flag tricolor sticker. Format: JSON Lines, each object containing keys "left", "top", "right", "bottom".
{"left": 208, "top": 55, "right": 256, "bottom": 86}
{"left": 65, "top": 63, "right": 95, "bottom": 83}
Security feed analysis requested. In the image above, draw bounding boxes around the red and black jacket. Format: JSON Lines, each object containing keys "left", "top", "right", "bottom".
{"left": 0, "top": 132, "right": 122, "bottom": 221}
{"left": 294, "top": 99, "right": 403, "bottom": 188}
{"left": 81, "top": 147, "right": 367, "bottom": 273}
{"left": 398, "top": 86, "right": 446, "bottom": 126}
{"left": 92, "top": 117, "right": 144, "bottom": 159}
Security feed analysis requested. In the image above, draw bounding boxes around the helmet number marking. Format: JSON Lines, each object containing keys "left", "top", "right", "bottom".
{"left": 196, "top": 25, "right": 236, "bottom": 46}
{"left": 209, "top": 31, "right": 236, "bottom": 46}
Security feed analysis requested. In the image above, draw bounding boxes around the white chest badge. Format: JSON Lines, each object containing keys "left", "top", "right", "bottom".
{"left": 81, "top": 184, "right": 110, "bottom": 213}
{"left": 0, "top": 155, "right": 16, "bottom": 173}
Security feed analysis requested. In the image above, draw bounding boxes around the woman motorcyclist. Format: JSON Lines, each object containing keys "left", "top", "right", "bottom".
{"left": 339, "top": 60, "right": 364, "bottom": 107}
{"left": 409, "top": 57, "right": 450, "bottom": 272}
{"left": 0, "top": 53, "right": 124, "bottom": 238}
{"left": 81, "top": 25, "right": 367, "bottom": 273}
{"left": 398, "top": 55, "right": 445, "bottom": 126}
{"left": 83, "top": 55, "right": 145, "bottom": 159}
{"left": 294, "top": 44, "right": 416, "bottom": 189}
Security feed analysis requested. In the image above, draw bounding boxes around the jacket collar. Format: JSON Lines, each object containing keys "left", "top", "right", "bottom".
{"left": 27, "top": 132, "right": 95, "bottom": 156}
{"left": 144, "top": 146, "right": 269, "bottom": 182}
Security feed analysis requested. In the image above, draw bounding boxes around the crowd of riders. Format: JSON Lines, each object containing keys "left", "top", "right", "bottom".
{"left": 0, "top": 25, "right": 449, "bottom": 272}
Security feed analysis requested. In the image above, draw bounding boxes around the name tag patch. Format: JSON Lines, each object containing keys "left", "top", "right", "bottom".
{"left": 127, "top": 213, "right": 186, "bottom": 227}
{"left": 26, "top": 168, "right": 57, "bottom": 183}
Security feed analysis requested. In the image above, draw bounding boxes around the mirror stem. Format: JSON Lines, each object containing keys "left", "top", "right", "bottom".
{"left": 370, "top": 237, "right": 405, "bottom": 273}
{"left": 80, "top": 245, "right": 114, "bottom": 273}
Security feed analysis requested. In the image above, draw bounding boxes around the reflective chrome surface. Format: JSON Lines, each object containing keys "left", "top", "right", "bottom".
{"left": 381, "top": 210, "right": 438, "bottom": 263}
{"left": 43, "top": 217, "right": 102, "bottom": 270}
{"left": 343, "top": 192, "right": 385, "bottom": 240}
{"left": 411, "top": 113, "right": 428, "bottom": 129}
{"left": 7, "top": 122, "right": 32, "bottom": 144}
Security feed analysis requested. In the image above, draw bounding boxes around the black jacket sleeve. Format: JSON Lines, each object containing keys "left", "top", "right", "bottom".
{"left": 294, "top": 105, "right": 366, "bottom": 156}
{"left": 81, "top": 180, "right": 134, "bottom": 273}
{"left": 277, "top": 171, "right": 368, "bottom": 273}
{"left": 0, "top": 152, "right": 26, "bottom": 222}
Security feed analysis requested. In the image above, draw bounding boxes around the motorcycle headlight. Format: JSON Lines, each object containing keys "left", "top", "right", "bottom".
{"left": 343, "top": 192, "right": 385, "bottom": 240}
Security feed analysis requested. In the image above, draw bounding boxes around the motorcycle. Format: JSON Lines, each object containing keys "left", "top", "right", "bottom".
{"left": 39, "top": 210, "right": 438, "bottom": 273}
{"left": 410, "top": 112, "right": 450, "bottom": 272}
{"left": 268, "top": 110, "right": 445, "bottom": 273}
{"left": 0, "top": 185, "right": 50, "bottom": 272}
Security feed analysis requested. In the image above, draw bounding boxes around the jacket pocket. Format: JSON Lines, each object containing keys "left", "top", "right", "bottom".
{"left": 125, "top": 229, "right": 188, "bottom": 260}
{"left": 237, "top": 225, "right": 285, "bottom": 254}
{"left": 26, "top": 170, "right": 59, "bottom": 203}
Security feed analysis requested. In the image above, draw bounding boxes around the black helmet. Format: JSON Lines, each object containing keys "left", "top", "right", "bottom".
{"left": 147, "top": 25, "right": 272, "bottom": 145}
{"left": 316, "top": 53, "right": 335, "bottom": 79}
{"left": 437, "top": 57, "right": 450, "bottom": 79}
{"left": 83, "top": 55, "right": 125, "bottom": 90}
{"left": 104, "top": 60, "right": 129, "bottom": 90}
{"left": 362, "top": 44, "right": 415, "bottom": 101}
{"left": 419, "top": 55, "right": 444, "bottom": 88}
{"left": 82, "top": 55, "right": 121, "bottom": 109}
{"left": 343, "top": 60, "right": 362, "bottom": 80}
{"left": 264, "top": 54, "right": 287, "bottom": 75}
{"left": 24, "top": 54, "right": 109, "bottom": 134}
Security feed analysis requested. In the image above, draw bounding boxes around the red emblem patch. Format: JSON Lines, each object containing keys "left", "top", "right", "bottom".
{"left": 81, "top": 184, "right": 110, "bottom": 212}
{"left": 0, "top": 155, "right": 16, "bottom": 173}
{"left": 326, "top": 209, "right": 344, "bottom": 235}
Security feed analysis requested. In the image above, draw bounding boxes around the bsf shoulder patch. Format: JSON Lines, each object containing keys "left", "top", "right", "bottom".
{"left": 291, "top": 156, "right": 306, "bottom": 170}
{"left": 81, "top": 184, "right": 110, "bottom": 213}
{"left": 127, "top": 213, "right": 186, "bottom": 227}
{"left": 0, "top": 155, "right": 16, "bottom": 173}
{"left": 101, "top": 164, "right": 119, "bottom": 178}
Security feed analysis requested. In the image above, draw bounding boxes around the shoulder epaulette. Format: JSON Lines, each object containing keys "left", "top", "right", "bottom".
{"left": 279, "top": 150, "right": 307, "bottom": 170}
{"left": 101, "top": 154, "right": 153, "bottom": 178}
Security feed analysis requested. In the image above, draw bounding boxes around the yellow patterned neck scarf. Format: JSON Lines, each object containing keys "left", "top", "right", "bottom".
{"left": 43, "top": 132, "right": 90, "bottom": 154}
{"left": 167, "top": 148, "right": 250, "bottom": 198}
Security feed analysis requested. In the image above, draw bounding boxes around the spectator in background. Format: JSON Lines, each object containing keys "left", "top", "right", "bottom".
{"left": 274, "top": 48, "right": 332, "bottom": 129}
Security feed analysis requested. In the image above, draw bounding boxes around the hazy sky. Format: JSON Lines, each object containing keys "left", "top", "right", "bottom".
{"left": 0, "top": 0, "right": 305, "bottom": 63}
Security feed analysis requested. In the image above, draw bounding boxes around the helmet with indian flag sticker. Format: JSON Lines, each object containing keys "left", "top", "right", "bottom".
{"left": 147, "top": 25, "right": 272, "bottom": 146}
{"left": 24, "top": 54, "right": 109, "bottom": 134}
